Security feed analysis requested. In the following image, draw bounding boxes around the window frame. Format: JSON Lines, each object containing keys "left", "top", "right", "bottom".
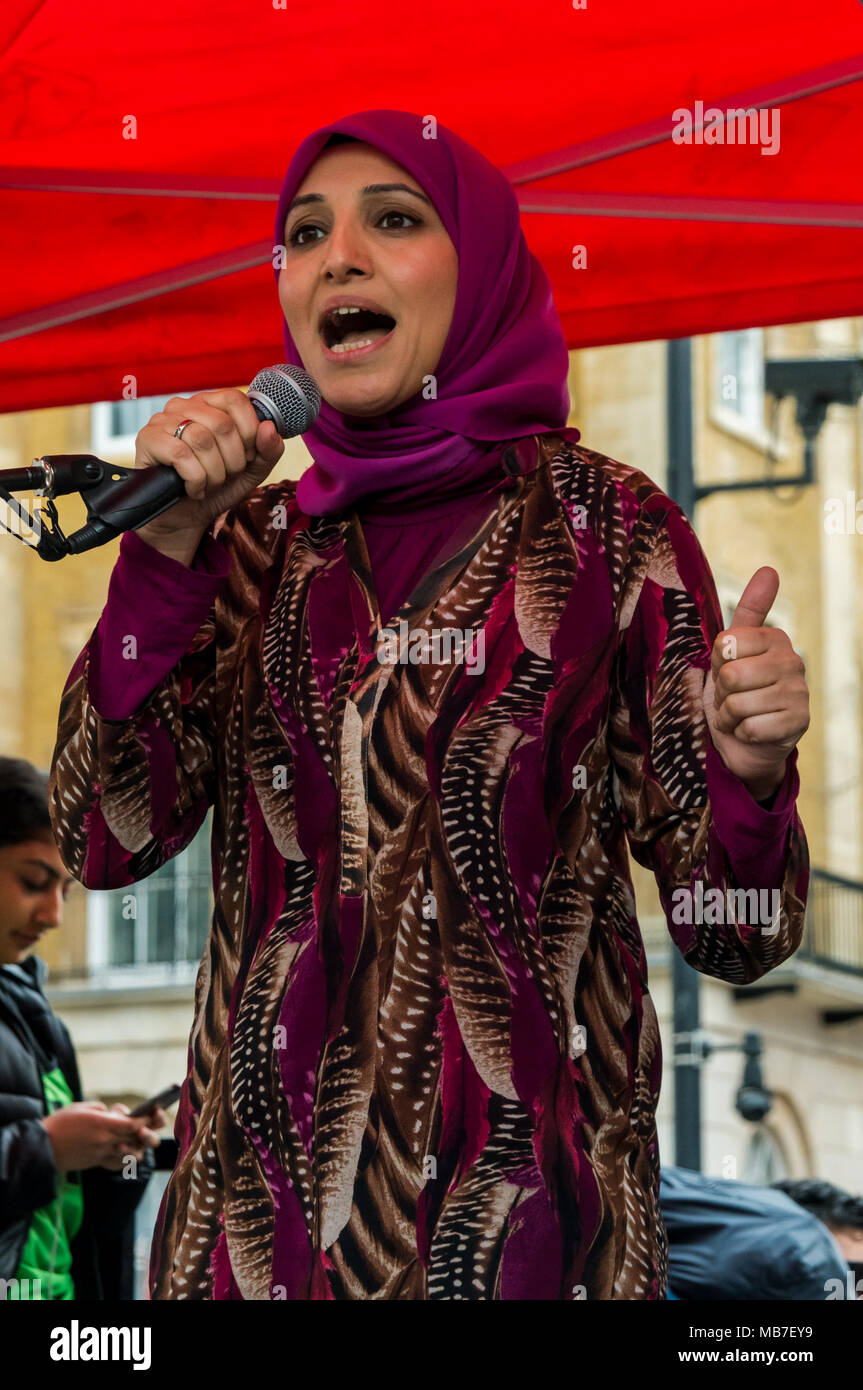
{"left": 709, "top": 328, "right": 789, "bottom": 458}
{"left": 85, "top": 813, "right": 214, "bottom": 989}
{"left": 90, "top": 391, "right": 209, "bottom": 458}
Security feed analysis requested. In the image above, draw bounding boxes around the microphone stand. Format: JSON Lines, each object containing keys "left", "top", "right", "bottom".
{"left": 0, "top": 454, "right": 186, "bottom": 559}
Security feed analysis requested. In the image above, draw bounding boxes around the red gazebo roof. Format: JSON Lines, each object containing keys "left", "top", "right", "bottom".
{"left": 1, "top": 0, "right": 862, "bottom": 411}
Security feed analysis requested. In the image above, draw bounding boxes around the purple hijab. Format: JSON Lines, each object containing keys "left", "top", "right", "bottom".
{"left": 272, "top": 109, "right": 572, "bottom": 515}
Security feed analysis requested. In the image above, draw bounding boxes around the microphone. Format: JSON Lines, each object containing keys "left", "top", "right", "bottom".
{"left": 0, "top": 365, "right": 320, "bottom": 559}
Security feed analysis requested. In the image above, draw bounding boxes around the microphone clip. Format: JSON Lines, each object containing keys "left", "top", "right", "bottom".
{"left": 0, "top": 455, "right": 178, "bottom": 560}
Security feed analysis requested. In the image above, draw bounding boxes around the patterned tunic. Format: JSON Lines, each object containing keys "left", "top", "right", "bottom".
{"left": 48, "top": 430, "right": 809, "bottom": 1300}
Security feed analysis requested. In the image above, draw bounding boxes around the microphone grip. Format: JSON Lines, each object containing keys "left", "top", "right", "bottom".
{"left": 65, "top": 465, "right": 187, "bottom": 554}
{"left": 65, "top": 517, "right": 119, "bottom": 555}
{"left": 98, "top": 464, "right": 188, "bottom": 531}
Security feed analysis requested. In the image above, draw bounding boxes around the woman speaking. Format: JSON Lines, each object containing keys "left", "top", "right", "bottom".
{"left": 48, "top": 109, "right": 810, "bottom": 1301}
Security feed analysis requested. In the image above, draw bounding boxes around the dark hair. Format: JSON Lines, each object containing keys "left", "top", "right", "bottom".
{"left": 772, "top": 1178, "right": 863, "bottom": 1232}
{"left": 0, "top": 756, "right": 53, "bottom": 849}
{"left": 323, "top": 133, "right": 359, "bottom": 150}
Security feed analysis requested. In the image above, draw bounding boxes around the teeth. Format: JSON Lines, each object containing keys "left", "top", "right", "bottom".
{"left": 322, "top": 305, "right": 395, "bottom": 353}
{"left": 330, "top": 337, "right": 375, "bottom": 353}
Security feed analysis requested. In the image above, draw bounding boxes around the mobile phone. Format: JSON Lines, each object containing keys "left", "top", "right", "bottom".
{"left": 129, "top": 1084, "right": 182, "bottom": 1118}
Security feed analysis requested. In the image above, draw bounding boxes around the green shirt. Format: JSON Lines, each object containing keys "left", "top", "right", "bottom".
{"left": 9, "top": 1065, "right": 84, "bottom": 1300}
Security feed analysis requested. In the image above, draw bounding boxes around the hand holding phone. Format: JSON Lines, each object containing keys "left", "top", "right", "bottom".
{"left": 129, "top": 1083, "right": 182, "bottom": 1118}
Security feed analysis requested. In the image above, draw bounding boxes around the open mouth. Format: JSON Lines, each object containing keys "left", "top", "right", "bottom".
{"left": 319, "top": 305, "right": 397, "bottom": 354}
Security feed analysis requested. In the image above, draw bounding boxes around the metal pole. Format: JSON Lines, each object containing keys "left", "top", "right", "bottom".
{"left": 666, "top": 338, "right": 703, "bottom": 1172}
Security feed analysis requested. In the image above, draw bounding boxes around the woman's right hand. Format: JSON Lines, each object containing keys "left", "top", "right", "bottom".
{"left": 132, "top": 388, "right": 286, "bottom": 564}
{"left": 40, "top": 1102, "right": 157, "bottom": 1173}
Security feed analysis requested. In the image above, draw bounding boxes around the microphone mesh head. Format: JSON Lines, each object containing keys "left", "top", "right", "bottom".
{"left": 247, "top": 364, "right": 321, "bottom": 437}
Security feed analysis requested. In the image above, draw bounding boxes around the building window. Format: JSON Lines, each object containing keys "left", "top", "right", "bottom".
{"left": 87, "top": 813, "right": 213, "bottom": 985}
{"left": 91, "top": 392, "right": 208, "bottom": 457}
{"left": 91, "top": 396, "right": 175, "bottom": 457}
{"left": 714, "top": 329, "right": 766, "bottom": 434}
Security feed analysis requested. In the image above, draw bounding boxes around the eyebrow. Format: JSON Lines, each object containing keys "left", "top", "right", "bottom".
{"left": 286, "top": 182, "right": 432, "bottom": 216}
{"left": 21, "top": 858, "right": 77, "bottom": 887}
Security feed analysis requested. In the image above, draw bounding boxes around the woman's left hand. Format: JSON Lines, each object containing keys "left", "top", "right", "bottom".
{"left": 703, "top": 566, "right": 810, "bottom": 802}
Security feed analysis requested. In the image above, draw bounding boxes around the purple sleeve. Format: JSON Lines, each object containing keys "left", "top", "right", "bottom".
{"left": 705, "top": 740, "right": 801, "bottom": 893}
{"left": 609, "top": 501, "right": 809, "bottom": 983}
{"left": 88, "top": 527, "right": 232, "bottom": 721}
{"left": 48, "top": 487, "right": 292, "bottom": 893}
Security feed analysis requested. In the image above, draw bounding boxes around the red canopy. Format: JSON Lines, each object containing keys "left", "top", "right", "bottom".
{"left": 1, "top": 0, "right": 862, "bottom": 412}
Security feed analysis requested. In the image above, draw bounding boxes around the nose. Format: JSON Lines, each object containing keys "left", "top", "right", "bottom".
{"left": 320, "top": 216, "right": 372, "bottom": 281}
{"left": 33, "top": 884, "right": 64, "bottom": 931}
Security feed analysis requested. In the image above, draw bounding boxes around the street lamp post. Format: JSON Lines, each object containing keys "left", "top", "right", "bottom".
{"left": 666, "top": 338, "right": 703, "bottom": 1172}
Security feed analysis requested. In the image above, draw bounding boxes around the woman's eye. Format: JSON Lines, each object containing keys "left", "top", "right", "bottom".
{"left": 378, "top": 211, "right": 419, "bottom": 230}
{"left": 21, "top": 879, "right": 71, "bottom": 897}
{"left": 288, "top": 223, "right": 325, "bottom": 248}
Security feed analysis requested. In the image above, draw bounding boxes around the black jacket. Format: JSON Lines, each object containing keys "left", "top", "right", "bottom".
{"left": 0, "top": 956, "right": 152, "bottom": 1298}
{"left": 660, "top": 1164, "right": 849, "bottom": 1299}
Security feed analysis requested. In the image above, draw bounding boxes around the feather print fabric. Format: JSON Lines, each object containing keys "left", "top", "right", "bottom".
{"left": 48, "top": 432, "right": 808, "bottom": 1299}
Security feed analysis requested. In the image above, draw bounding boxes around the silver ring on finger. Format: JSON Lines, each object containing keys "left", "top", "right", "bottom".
{"left": 173, "top": 418, "right": 194, "bottom": 441}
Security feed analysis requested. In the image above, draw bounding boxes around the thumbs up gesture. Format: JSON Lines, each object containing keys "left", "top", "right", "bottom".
{"left": 703, "top": 567, "right": 810, "bottom": 801}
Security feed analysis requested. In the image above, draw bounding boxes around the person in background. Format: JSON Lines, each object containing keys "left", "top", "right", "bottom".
{"left": 773, "top": 1178, "right": 863, "bottom": 1295}
{"left": 0, "top": 756, "right": 166, "bottom": 1300}
{"left": 660, "top": 1164, "right": 851, "bottom": 1300}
